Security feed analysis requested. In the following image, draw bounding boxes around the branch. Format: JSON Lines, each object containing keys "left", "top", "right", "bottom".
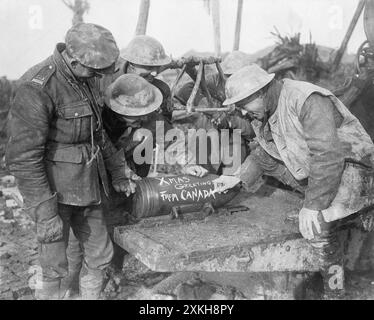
{"left": 62, "top": 0, "right": 74, "bottom": 10}
{"left": 82, "top": 0, "right": 90, "bottom": 13}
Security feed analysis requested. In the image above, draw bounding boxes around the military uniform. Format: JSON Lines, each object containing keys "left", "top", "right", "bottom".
{"left": 66, "top": 36, "right": 175, "bottom": 288}
{"left": 6, "top": 24, "right": 128, "bottom": 300}
{"left": 225, "top": 65, "right": 374, "bottom": 297}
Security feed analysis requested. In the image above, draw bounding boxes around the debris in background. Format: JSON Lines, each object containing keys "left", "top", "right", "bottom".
{"left": 257, "top": 29, "right": 330, "bottom": 82}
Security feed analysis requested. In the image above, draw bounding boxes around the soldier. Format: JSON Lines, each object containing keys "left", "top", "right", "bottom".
{"left": 214, "top": 64, "right": 374, "bottom": 298}
{"left": 64, "top": 73, "right": 208, "bottom": 299}
{"left": 101, "top": 35, "right": 173, "bottom": 120}
{"left": 102, "top": 35, "right": 206, "bottom": 177}
{"left": 6, "top": 23, "right": 139, "bottom": 300}
{"left": 65, "top": 35, "right": 206, "bottom": 296}
{"left": 105, "top": 73, "right": 208, "bottom": 178}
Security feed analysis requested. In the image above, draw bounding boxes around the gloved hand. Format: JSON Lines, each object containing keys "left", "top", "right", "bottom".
{"left": 105, "top": 149, "right": 141, "bottom": 196}
{"left": 298, "top": 207, "right": 322, "bottom": 240}
{"left": 181, "top": 164, "right": 208, "bottom": 177}
{"left": 112, "top": 178, "right": 138, "bottom": 197}
{"left": 32, "top": 194, "right": 64, "bottom": 243}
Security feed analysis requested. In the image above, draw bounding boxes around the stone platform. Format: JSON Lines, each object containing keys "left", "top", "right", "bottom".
{"left": 114, "top": 185, "right": 374, "bottom": 273}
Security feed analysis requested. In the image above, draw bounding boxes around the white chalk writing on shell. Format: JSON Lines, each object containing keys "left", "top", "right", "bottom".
{"left": 159, "top": 188, "right": 216, "bottom": 203}
{"left": 155, "top": 176, "right": 212, "bottom": 190}
{"left": 156, "top": 176, "right": 217, "bottom": 203}
{"left": 174, "top": 181, "right": 212, "bottom": 190}
{"left": 160, "top": 191, "right": 179, "bottom": 202}
{"left": 180, "top": 188, "right": 216, "bottom": 202}
{"left": 156, "top": 176, "right": 191, "bottom": 186}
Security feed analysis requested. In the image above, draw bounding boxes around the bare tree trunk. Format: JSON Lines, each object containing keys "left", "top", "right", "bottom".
{"left": 211, "top": 0, "right": 221, "bottom": 56}
{"left": 135, "top": 0, "right": 151, "bottom": 35}
{"left": 62, "top": 0, "right": 90, "bottom": 26}
{"left": 233, "top": 0, "right": 243, "bottom": 51}
{"left": 364, "top": 0, "right": 374, "bottom": 47}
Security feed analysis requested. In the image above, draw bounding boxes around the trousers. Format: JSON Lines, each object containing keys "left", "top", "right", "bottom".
{"left": 38, "top": 197, "right": 113, "bottom": 288}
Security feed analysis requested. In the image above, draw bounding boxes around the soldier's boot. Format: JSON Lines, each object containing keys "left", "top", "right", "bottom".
{"left": 34, "top": 279, "right": 62, "bottom": 300}
{"left": 79, "top": 270, "right": 104, "bottom": 300}
{"left": 60, "top": 267, "right": 81, "bottom": 299}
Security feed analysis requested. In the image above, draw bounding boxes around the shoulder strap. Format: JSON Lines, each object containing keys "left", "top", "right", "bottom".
{"left": 30, "top": 63, "right": 56, "bottom": 87}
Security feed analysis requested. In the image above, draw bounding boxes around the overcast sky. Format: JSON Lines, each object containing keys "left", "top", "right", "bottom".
{"left": 0, "top": 0, "right": 367, "bottom": 79}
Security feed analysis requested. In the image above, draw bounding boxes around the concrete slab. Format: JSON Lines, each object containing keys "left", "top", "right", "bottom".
{"left": 114, "top": 185, "right": 374, "bottom": 273}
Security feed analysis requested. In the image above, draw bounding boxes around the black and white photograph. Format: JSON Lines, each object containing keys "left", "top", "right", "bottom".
{"left": 1, "top": 0, "right": 374, "bottom": 304}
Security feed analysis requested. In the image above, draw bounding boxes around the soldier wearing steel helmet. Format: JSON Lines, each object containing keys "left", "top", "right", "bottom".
{"left": 213, "top": 64, "right": 374, "bottom": 299}
{"left": 6, "top": 23, "right": 140, "bottom": 300}
{"left": 104, "top": 74, "right": 208, "bottom": 178}
{"left": 104, "top": 73, "right": 168, "bottom": 178}
{"left": 101, "top": 35, "right": 173, "bottom": 120}
{"left": 101, "top": 35, "right": 207, "bottom": 177}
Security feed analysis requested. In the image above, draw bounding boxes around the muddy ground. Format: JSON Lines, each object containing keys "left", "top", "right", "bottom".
{"left": 1, "top": 168, "right": 374, "bottom": 300}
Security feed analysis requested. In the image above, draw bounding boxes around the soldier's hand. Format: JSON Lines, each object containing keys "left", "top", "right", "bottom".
{"left": 113, "top": 179, "right": 138, "bottom": 197}
{"left": 298, "top": 207, "right": 321, "bottom": 240}
{"left": 124, "top": 166, "right": 142, "bottom": 181}
{"left": 211, "top": 112, "right": 230, "bottom": 129}
{"left": 212, "top": 175, "right": 241, "bottom": 194}
{"left": 182, "top": 165, "right": 208, "bottom": 177}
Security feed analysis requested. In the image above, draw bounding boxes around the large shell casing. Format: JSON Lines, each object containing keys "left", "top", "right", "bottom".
{"left": 132, "top": 174, "right": 239, "bottom": 219}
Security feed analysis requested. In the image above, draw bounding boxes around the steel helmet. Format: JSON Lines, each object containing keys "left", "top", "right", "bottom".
{"left": 65, "top": 23, "right": 119, "bottom": 70}
{"left": 121, "top": 35, "right": 172, "bottom": 66}
{"left": 221, "top": 51, "right": 252, "bottom": 75}
{"left": 106, "top": 74, "right": 163, "bottom": 116}
{"left": 223, "top": 64, "right": 275, "bottom": 106}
